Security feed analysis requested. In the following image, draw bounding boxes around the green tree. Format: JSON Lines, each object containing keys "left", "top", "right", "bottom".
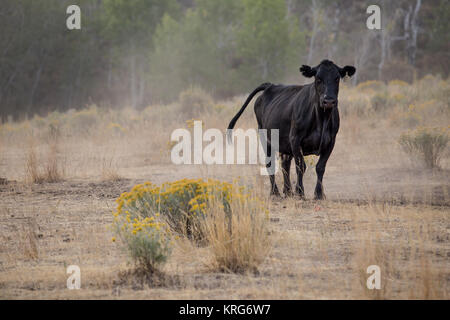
{"left": 237, "top": 0, "right": 291, "bottom": 86}
{"left": 0, "top": 0, "right": 105, "bottom": 119}
{"left": 102, "top": 0, "right": 180, "bottom": 107}
{"left": 149, "top": 14, "right": 184, "bottom": 101}
{"left": 149, "top": 0, "right": 244, "bottom": 101}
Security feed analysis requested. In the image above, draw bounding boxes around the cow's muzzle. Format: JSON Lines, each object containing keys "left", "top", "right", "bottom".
{"left": 322, "top": 98, "right": 337, "bottom": 109}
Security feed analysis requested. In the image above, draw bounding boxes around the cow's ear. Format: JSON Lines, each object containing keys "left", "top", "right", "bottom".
{"left": 339, "top": 65, "right": 356, "bottom": 78}
{"left": 300, "top": 65, "right": 316, "bottom": 78}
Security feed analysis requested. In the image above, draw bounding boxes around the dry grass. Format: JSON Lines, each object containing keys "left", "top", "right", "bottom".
{"left": 25, "top": 139, "right": 64, "bottom": 184}
{"left": 101, "top": 156, "right": 122, "bottom": 182}
{"left": 350, "top": 203, "right": 447, "bottom": 299}
{"left": 0, "top": 188, "right": 448, "bottom": 299}
{"left": 295, "top": 201, "right": 445, "bottom": 300}
{"left": 44, "top": 142, "right": 64, "bottom": 183}
{"left": 25, "top": 143, "right": 42, "bottom": 184}
{"left": 18, "top": 218, "right": 40, "bottom": 261}
{"left": 201, "top": 196, "right": 271, "bottom": 274}
{"left": 0, "top": 77, "right": 448, "bottom": 299}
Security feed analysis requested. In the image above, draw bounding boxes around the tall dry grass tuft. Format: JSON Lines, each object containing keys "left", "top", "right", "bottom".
{"left": 44, "top": 142, "right": 63, "bottom": 182}
{"left": 26, "top": 143, "right": 43, "bottom": 184}
{"left": 101, "top": 156, "right": 122, "bottom": 181}
{"left": 25, "top": 138, "right": 64, "bottom": 184}
{"left": 201, "top": 196, "right": 271, "bottom": 274}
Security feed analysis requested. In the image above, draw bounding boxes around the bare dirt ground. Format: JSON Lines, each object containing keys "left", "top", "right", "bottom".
{"left": 0, "top": 159, "right": 449, "bottom": 299}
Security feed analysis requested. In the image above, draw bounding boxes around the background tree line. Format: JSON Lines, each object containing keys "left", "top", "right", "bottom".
{"left": 0, "top": 0, "right": 448, "bottom": 121}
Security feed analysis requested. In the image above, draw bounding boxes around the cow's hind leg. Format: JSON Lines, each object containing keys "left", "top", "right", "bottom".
{"left": 259, "top": 126, "right": 280, "bottom": 197}
{"left": 266, "top": 160, "right": 280, "bottom": 197}
{"left": 294, "top": 155, "right": 306, "bottom": 199}
{"left": 268, "top": 164, "right": 280, "bottom": 196}
{"left": 281, "top": 154, "right": 293, "bottom": 196}
{"left": 265, "top": 143, "right": 280, "bottom": 197}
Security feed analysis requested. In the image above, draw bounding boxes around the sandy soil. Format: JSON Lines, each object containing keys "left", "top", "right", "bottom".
{"left": 0, "top": 160, "right": 448, "bottom": 299}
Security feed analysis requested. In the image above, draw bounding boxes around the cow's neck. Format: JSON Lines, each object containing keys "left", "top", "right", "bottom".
{"left": 309, "top": 85, "right": 332, "bottom": 127}
{"left": 309, "top": 84, "right": 333, "bottom": 154}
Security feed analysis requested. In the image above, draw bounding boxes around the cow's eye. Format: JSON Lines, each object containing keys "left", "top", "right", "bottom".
{"left": 316, "top": 78, "right": 322, "bottom": 84}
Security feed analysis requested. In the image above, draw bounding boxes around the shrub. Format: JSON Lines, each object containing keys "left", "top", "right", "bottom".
{"left": 356, "top": 80, "right": 385, "bottom": 92}
{"left": 390, "top": 93, "right": 407, "bottom": 105}
{"left": 340, "top": 97, "right": 370, "bottom": 117}
{"left": 390, "top": 109, "right": 421, "bottom": 128}
{"left": 113, "top": 201, "right": 172, "bottom": 273}
{"left": 69, "top": 106, "right": 98, "bottom": 133}
{"left": 115, "top": 179, "right": 264, "bottom": 240}
{"left": 107, "top": 122, "right": 127, "bottom": 137}
{"left": 114, "top": 179, "right": 270, "bottom": 273}
{"left": 179, "top": 87, "right": 213, "bottom": 118}
{"left": 399, "top": 127, "right": 449, "bottom": 169}
{"left": 31, "top": 115, "right": 48, "bottom": 129}
{"left": 389, "top": 79, "right": 409, "bottom": 87}
{"left": 213, "top": 104, "right": 226, "bottom": 113}
{"left": 371, "top": 92, "right": 389, "bottom": 113}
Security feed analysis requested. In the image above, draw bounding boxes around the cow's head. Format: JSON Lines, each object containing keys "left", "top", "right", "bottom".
{"left": 300, "top": 60, "right": 355, "bottom": 109}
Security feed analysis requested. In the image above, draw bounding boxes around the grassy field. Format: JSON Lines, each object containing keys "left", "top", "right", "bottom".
{"left": 0, "top": 77, "right": 449, "bottom": 299}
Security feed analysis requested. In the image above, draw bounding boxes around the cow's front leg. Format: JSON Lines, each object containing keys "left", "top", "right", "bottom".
{"left": 314, "top": 142, "right": 335, "bottom": 200}
{"left": 281, "top": 154, "right": 293, "bottom": 196}
{"left": 291, "top": 137, "right": 306, "bottom": 198}
{"left": 294, "top": 154, "right": 306, "bottom": 198}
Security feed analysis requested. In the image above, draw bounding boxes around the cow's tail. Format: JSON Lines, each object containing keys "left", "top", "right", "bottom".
{"left": 226, "top": 83, "right": 271, "bottom": 144}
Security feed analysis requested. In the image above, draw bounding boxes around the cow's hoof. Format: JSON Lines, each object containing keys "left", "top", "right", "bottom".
{"left": 294, "top": 193, "right": 306, "bottom": 200}
{"left": 314, "top": 193, "right": 326, "bottom": 200}
{"left": 270, "top": 189, "right": 281, "bottom": 197}
{"left": 270, "top": 194, "right": 282, "bottom": 201}
{"left": 283, "top": 190, "right": 294, "bottom": 198}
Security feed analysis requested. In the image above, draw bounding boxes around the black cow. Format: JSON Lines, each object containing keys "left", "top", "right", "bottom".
{"left": 227, "top": 60, "right": 355, "bottom": 199}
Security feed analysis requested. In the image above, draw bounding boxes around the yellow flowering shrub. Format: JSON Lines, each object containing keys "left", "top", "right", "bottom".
{"left": 114, "top": 217, "right": 172, "bottom": 272}
{"left": 112, "top": 198, "right": 172, "bottom": 272}
{"left": 389, "top": 80, "right": 409, "bottom": 87}
{"left": 179, "top": 87, "right": 213, "bottom": 117}
{"left": 390, "top": 108, "right": 422, "bottom": 128}
{"left": 107, "top": 122, "right": 127, "bottom": 136}
{"left": 371, "top": 92, "right": 390, "bottom": 113}
{"left": 69, "top": 106, "right": 98, "bottom": 133}
{"left": 391, "top": 93, "right": 407, "bottom": 104}
{"left": 113, "top": 178, "right": 269, "bottom": 273}
{"left": 356, "top": 80, "right": 385, "bottom": 91}
{"left": 185, "top": 119, "right": 204, "bottom": 129}
{"left": 114, "top": 178, "right": 265, "bottom": 241}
